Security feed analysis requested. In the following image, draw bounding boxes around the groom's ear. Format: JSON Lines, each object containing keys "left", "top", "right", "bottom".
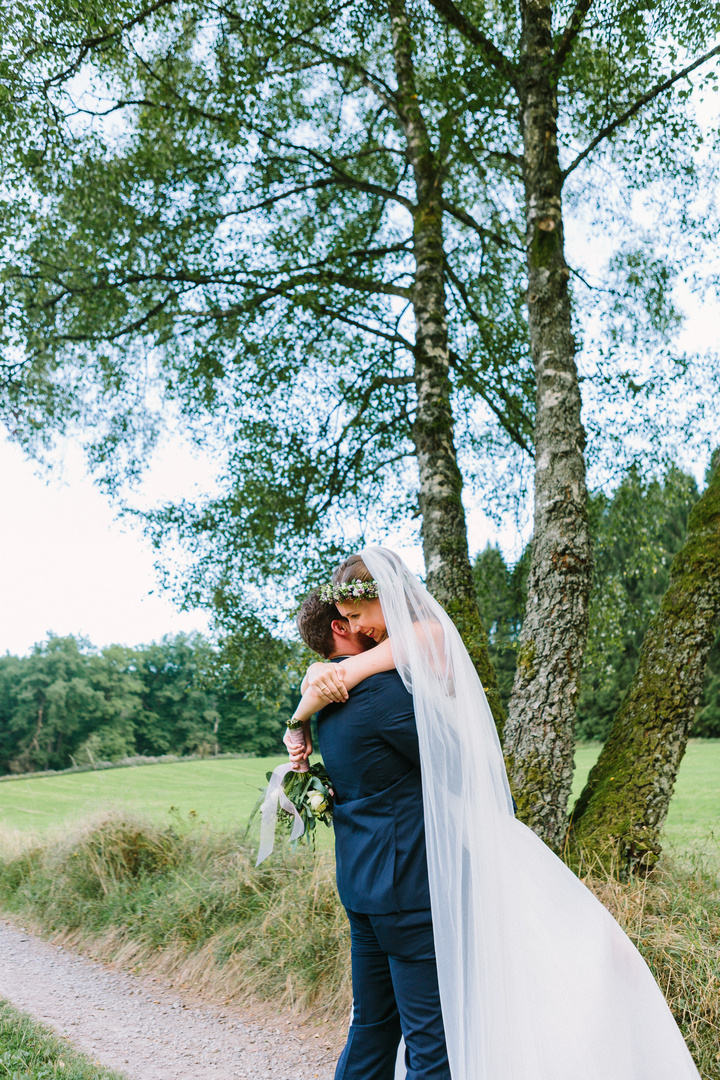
{"left": 330, "top": 618, "right": 351, "bottom": 637}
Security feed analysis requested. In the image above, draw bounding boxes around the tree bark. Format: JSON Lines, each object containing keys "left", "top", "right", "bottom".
{"left": 570, "top": 453, "right": 720, "bottom": 875}
{"left": 387, "top": 0, "right": 505, "bottom": 732}
{"left": 502, "top": 0, "right": 593, "bottom": 849}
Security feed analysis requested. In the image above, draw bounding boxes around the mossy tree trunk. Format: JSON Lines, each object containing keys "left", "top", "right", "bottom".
{"left": 570, "top": 454, "right": 720, "bottom": 875}
{"left": 388, "top": 0, "right": 505, "bottom": 732}
{"left": 501, "top": 0, "right": 592, "bottom": 850}
{"left": 407, "top": 0, "right": 719, "bottom": 850}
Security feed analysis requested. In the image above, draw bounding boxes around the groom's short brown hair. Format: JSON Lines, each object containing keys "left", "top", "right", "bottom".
{"left": 296, "top": 590, "right": 343, "bottom": 658}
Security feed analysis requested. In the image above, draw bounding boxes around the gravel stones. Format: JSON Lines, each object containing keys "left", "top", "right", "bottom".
{"left": 0, "top": 919, "right": 341, "bottom": 1080}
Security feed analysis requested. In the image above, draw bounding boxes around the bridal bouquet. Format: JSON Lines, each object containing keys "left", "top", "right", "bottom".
{"left": 275, "top": 762, "right": 334, "bottom": 840}
{"left": 252, "top": 759, "right": 335, "bottom": 864}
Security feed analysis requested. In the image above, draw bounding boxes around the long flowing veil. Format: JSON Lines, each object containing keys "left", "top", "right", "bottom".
{"left": 362, "top": 546, "right": 699, "bottom": 1080}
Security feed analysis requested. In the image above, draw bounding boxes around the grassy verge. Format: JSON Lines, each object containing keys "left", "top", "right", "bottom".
{"left": 0, "top": 814, "right": 350, "bottom": 1019}
{"left": 1, "top": 814, "right": 718, "bottom": 1077}
{"left": 0, "top": 998, "right": 127, "bottom": 1080}
{"left": 587, "top": 863, "right": 720, "bottom": 1079}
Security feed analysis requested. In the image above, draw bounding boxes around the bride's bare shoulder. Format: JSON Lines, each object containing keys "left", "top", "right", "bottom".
{"left": 412, "top": 618, "right": 445, "bottom": 649}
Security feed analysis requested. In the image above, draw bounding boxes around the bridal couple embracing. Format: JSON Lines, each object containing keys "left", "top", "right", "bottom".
{"left": 271, "top": 546, "right": 700, "bottom": 1080}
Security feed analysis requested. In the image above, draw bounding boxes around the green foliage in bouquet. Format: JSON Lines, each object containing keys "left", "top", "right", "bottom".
{"left": 276, "top": 764, "right": 334, "bottom": 848}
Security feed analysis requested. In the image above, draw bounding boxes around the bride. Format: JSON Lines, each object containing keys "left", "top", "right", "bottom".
{"left": 286, "top": 546, "right": 700, "bottom": 1080}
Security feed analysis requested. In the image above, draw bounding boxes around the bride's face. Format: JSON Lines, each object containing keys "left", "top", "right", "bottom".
{"left": 335, "top": 597, "right": 387, "bottom": 642}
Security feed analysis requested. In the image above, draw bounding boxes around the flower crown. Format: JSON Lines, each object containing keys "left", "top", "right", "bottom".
{"left": 319, "top": 579, "right": 379, "bottom": 603}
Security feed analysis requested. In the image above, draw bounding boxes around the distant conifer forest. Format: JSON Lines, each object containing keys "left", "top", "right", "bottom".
{"left": 473, "top": 465, "right": 720, "bottom": 743}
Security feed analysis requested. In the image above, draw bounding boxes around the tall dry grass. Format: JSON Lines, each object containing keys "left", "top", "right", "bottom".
{"left": 0, "top": 813, "right": 351, "bottom": 1018}
{"left": 1, "top": 814, "right": 718, "bottom": 1076}
{"left": 584, "top": 863, "right": 720, "bottom": 1078}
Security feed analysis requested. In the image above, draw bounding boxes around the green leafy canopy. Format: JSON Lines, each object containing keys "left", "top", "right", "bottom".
{"left": 1, "top": 0, "right": 718, "bottom": 629}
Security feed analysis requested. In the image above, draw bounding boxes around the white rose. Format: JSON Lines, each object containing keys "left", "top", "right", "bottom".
{"left": 308, "top": 792, "right": 328, "bottom": 815}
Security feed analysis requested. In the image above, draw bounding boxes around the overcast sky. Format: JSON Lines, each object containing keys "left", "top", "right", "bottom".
{"left": 1, "top": 434, "right": 212, "bottom": 656}
{"left": 1, "top": 427, "right": 524, "bottom": 657}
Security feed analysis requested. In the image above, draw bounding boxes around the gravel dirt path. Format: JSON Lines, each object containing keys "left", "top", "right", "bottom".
{"left": 0, "top": 918, "right": 343, "bottom": 1080}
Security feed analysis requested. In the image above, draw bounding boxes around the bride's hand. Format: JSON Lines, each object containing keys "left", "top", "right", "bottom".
{"left": 305, "top": 661, "right": 348, "bottom": 702}
{"left": 284, "top": 723, "right": 312, "bottom": 769}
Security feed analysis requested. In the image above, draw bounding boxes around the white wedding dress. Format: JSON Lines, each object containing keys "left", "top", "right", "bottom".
{"left": 362, "top": 547, "right": 700, "bottom": 1080}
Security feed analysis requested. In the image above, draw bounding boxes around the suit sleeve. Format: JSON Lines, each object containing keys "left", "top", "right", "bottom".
{"left": 368, "top": 677, "right": 421, "bottom": 768}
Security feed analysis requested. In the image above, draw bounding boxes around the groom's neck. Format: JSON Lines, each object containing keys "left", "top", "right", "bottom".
{"left": 327, "top": 639, "right": 371, "bottom": 660}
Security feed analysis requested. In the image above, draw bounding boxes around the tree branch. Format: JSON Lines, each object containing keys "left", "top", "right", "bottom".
{"left": 216, "top": 0, "right": 356, "bottom": 75}
{"left": 441, "top": 266, "right": 533, "bottom": 453}
{"left": 332, "top": 173, "right": 416, "bottom": 214}
{"left": 289, "top": 36, "right": 401, "bottom": 119}
{"left": 443, "top": 260, "right": 492, "bottom": 328}
{"left": 233, "top": 179, "right": 336, "bottom": 214}
{"left": 40, "top": 0, "right": 180, "bottom": 90}
{"left": 448, "top": 349, "right": 534, "bottom": 456}
{"left": 54, "top": 296, "right": 173, "bottom": 344}
{"left": 301, "top": 147, "right": 416, "bottom": 213}
{"left": 423, "top": 0, "right": 519, "bottom": 91}
{"left": 274, "top": 238, "right": 414, "bottom": 276}
{"left": 441, "top": 200, "right": 522, "bottom": 250}
{"left": 178, "top": 268, "right": 413, "bottom": 309}
{"left": 311, "top": 304, "right": 415, "bottom": 349}
{"left": 563, "top": 42, "right": 720, "bottom": 178}
{"left": 317, "top": 271, "right": 409, "bottom": 302}
{"left": 320, "top": 400, "right": 413, "bottom": 512}
{"left": 252, "top": 128, "right": 417, "bottom": 214}
{"left": 553, "top": 0, "right": 595, "bottom": 70}
{"left": 20, "top": 255, "right": 412, "bottom": 301}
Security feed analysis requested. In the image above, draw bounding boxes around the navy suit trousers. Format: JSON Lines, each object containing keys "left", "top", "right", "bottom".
{"left": 335, "top": 908, "right": 451, "bottom": 1080}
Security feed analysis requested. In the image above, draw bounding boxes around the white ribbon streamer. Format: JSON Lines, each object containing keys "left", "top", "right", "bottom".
{"left": 255, "top": 762, "right": 306, "bottom": 866}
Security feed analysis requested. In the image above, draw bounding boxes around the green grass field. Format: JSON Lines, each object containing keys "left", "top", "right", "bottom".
{"left": 0, "top": 755, "right": 290, "bottom": 834}
{"left": 1, "top": 742, "right": 718, "bottom": 863}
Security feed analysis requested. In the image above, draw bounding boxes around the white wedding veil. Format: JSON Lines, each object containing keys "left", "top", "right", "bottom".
{"left": 361, "top": 546, "right": 700, "bottom": 1080}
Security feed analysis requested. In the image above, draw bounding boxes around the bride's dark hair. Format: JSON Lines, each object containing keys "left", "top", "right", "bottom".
{"left": 332, "top": 553, "right": 375, "bottom": 588}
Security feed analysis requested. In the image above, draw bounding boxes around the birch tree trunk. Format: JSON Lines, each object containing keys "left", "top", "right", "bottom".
{"left": 388, "top": 0, "right": 505, "bottom": 732}
{"left": 570, "top": 454, "right": 720, "bottom": 875}
{"left": 501, "top": 0, "right": 593, "bottom": 849}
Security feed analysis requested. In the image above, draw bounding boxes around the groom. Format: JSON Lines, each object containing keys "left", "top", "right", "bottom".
{"left": 294, "top": 591, "right": 451, "bottom": 1080}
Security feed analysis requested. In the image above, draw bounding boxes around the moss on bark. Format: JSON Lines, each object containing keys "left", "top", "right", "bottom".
{"left": 387, "top": 0, "right": 505, "bottom": 735}
{"left": 570, "top": 453, "right": 720, "bottom": 876}
{"left": 502, "top": 0, "right": 592, "bottom": 850}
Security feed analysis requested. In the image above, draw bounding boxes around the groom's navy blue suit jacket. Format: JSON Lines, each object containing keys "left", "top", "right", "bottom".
{"left": 317, "top": 665, "right": 430, "bottom": 915}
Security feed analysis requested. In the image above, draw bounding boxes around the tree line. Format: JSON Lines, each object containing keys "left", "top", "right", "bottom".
{"left": 0, "top": 634, "right": 292, "bottom": 775}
